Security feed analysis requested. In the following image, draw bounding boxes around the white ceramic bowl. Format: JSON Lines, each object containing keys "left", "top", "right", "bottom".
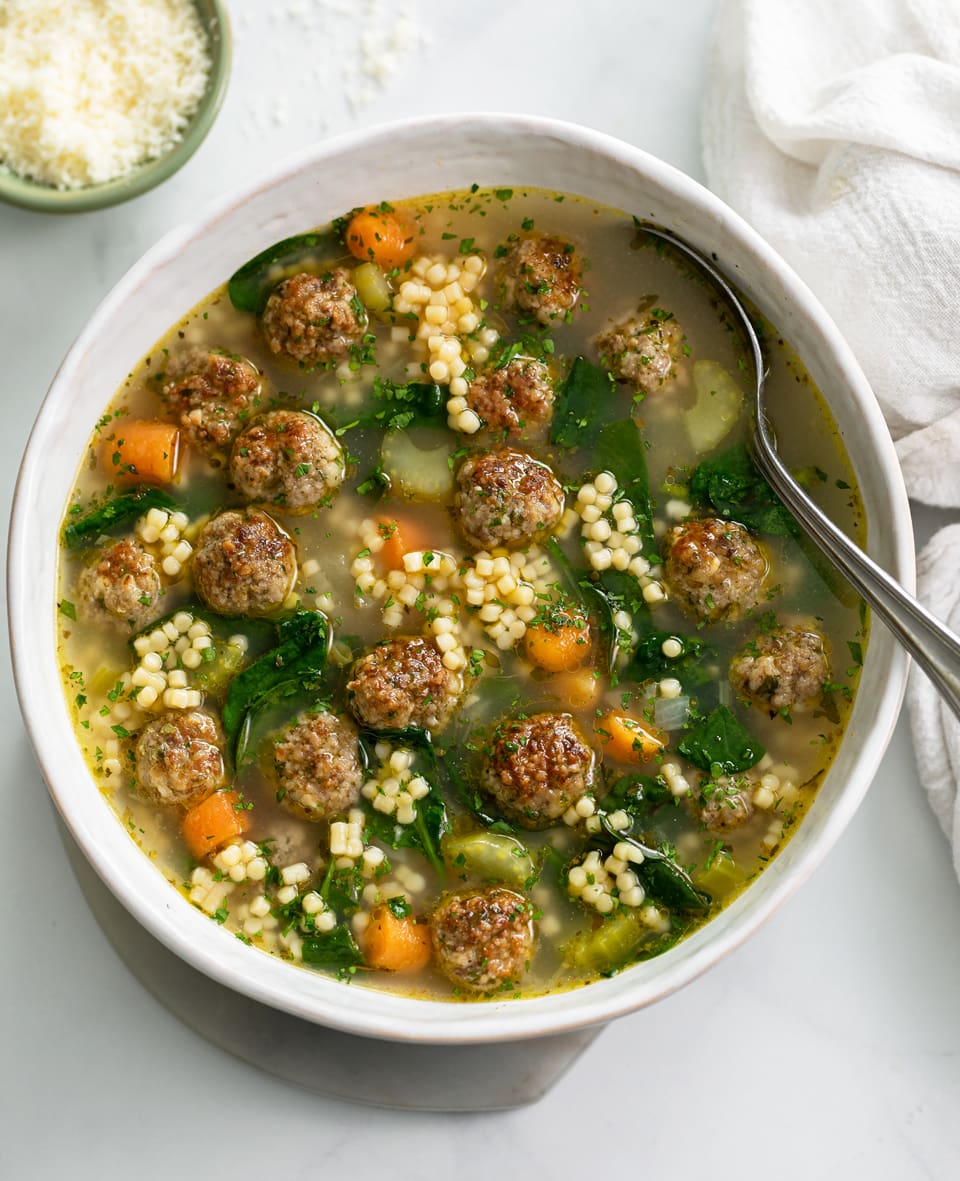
{"left": 8, "top": 114, "right": 913, "bottom": 1044}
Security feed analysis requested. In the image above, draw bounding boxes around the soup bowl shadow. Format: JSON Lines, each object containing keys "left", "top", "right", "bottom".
{"left": 7, "top": 114, "right": 913, "bottom": 1044}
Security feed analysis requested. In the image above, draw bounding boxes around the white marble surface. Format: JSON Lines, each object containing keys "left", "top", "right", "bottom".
{"left": 2, "top": 0, "right": 960, "bottom": 1174}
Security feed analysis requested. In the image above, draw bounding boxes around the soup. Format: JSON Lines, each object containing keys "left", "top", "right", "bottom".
{"left": 56, "top": 187, "right": 864, "bottom": 1000}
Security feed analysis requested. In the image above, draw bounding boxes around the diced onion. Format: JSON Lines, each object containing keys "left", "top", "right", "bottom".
{"left": 653, "top": 694, "right": 691, "bottom": 732}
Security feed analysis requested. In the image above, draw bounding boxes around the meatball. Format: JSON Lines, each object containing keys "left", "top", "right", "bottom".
{"left": 454, "top": 447, "right": 564, "bottom": 550}
{"left": 481, "top": 712, "right": 595, "bottom": 829}
{"left": 159, "top": 349, "right": 262, "bottom": 454}
{"left": 499, "top": 232, "right": 583, "bottom": 324}
{"left": 230, "top": 410, "right": 344, "bottom": 513}
{"left": 272, "top": 710, "right": 364, "bottom": 822}
{"left": 347, "top": 636, "right": 462, "bottom": 732}
{"left": 259, "top": 269, "right": 367, "bottom": 367}
{"left": 696, "top": 774, "right": 755, "bottom": 833}
{"left": 465, "top": 357, "right": 555, "bottom": 434}
{"left": 76, "top": 539, "right": 161, "bottom": 631}
{"left": 192, "top": 508, "right": 297, "bottom": 617}
{"left": 135, "top": 710, "right": 226, "bottom": 808}
{"left": 431, "top": 887, "right": 535, "bottom": 993}
{"left": 594, "top": 306, "right": 684, "bottom": 396}
{"left": 730, "top": 625, "right": 830, "bottom": 712}
{"left": 662, "top": 518, "right": 768, "bottom": 624}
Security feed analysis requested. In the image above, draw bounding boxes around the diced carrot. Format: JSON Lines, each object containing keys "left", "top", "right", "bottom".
{"left": 523, "top": 607, "right": 591, "bottom": 672}
{"left": 552, "top": 667, "right": 603, "bottom": 710}
{"left": 345, "top": 206, "right": 416, "bottom": 270}
{"left": 182, "top": 790, "right": 250, "bottom": 861}
{"left": 596, "top": 711, "right": 665, "bottom": 765}
{"left": 100, "top": 420, "right": 180, "bottom": 485}
{"left": 362, "top": 905, "right": 433, "bottom": 973}
{"left": 375, "top": 516, "right": 432, "bottom": 571}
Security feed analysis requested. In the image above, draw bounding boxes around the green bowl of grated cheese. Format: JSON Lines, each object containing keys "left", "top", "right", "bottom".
{"left": 0, "top": 0, "right": 231, "bottom": 213}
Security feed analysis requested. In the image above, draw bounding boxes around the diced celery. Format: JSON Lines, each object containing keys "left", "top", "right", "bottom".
{"left": 685, "top": 360, "right": 744, "bottom": 453}
{"left": 441, "top": 831, "right": 536, "bottom": 889}
{"left": 562, "top": 911, "right": 648, "bottom": 973}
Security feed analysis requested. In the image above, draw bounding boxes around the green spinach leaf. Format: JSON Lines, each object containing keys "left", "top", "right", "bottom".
{"left": 592, "top": 419, "right": 658, "bottom": 559}
{"left": 689, "top": 441, "right": 795, "bottom": 536}
{"left": 227, "top": 231, "right": 344, "bottom": 314}
{"left": 222, "top": 610, "right": 331, "bottom": 760}
{"left": 300, "top": 925, "right": 364, "bottom": 970}
{"left": 64, "top": 487, "right": 178, "bottom": 549}
{"left": 677, "top": 704, "right": 765, "bottom": 775}
{"left": 550, "top": 356, "right": 617, "bottom": 449}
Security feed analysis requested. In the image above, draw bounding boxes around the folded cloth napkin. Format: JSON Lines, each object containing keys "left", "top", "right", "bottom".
{"left": 702, "top": 0, "right": 960, "bottom": 876}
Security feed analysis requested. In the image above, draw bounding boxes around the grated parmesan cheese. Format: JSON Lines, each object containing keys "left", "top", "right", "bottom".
{"left": 0, "top": 0, "right": 213, "bottom": 189}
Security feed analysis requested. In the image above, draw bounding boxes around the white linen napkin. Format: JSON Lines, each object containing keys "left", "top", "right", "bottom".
{"left": 702, "top": 0, "right": 960, "bottom": 876}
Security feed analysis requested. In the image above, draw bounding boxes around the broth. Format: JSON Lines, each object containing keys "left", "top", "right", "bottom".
{"left": 57, "top": 187, "right": 865, "bottom": 1000}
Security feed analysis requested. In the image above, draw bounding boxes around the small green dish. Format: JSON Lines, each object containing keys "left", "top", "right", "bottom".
{"left": 0, "top": 0, "right": 232, "bottom": 214}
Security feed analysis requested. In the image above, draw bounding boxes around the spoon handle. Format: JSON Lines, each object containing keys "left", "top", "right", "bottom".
{"left": 752, "top": 423, "right": 960, "bottom": 719}
{"left": 637, "top": 222, "right": 959, "bottom": 718}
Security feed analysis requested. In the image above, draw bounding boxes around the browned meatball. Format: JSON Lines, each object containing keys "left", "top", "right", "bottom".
{"left": 76, "top": 539, "right": 161, "bottom": 631}
{"left": 481, "top": 712, "right": 595, "bottom": 829}
{"left": 347, "top": 636, "right": 462, "bottom": 732}
{"left": 159, "top": 349, "right": 262, "bottom": 454}
{"left": 431, "top": 887, "right": 535, "bottom": 993}
{"left": 663, "top": 518, "right": 769, "bottom": 624}
{"left": 730, "top": 625, "right": 830, "bottom": 712}
{"left": 466, "top": 357, "right": 555, "bottom": 434}
{"left": 696, "top": 774, "right": 755, "bottom": 833}
{"left": 594, "top": 306, "right": 684, "bottom": 395}
{"left": 230, "top": 410, "right": 344, "bottom": 513}
{"left": 499, "top": 233, "right": 583, "bottom": 324}
{"left": 192, "top": 508, "right": 297, "bottom": 617}
{"left": 259, "top": 269, "right": 367, "bottom": 367}
{"left": 454, "top": 447, "right": 564, "bottom": 550}
{"left": 135, "top": 710, "right": 226, "bottom": 808}
{"left": 272, "top": 710, "right": 364, "bottom": 822}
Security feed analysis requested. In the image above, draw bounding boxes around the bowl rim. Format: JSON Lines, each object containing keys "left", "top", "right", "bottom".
{"left": 0, "top": 0, "right": 232, "bottom": 214}
{"left": 8, "top": 112, "right": 914, "bottom": 1043}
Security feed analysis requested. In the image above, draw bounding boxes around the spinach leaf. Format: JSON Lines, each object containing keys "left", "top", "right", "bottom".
{"left": 227, "top": 231, "right": 344, "bottom": 314}
{"left": 638, "top": 857, "right": 711, "bottom": 912}
{"left": 577, "top": 580, "right": 621, "bottom": 675}
{"left": 489, "top": 331, "right": 555, "bottom": 369}
{"left": 357, "top": 727, "right": 449, "bottom": 875}
{"left": 597, "top": 773, "right": 672, "bottom": 819}
{"left": 593, "top": 419, "right": 659, "bottom": 559}
{"left": 300, "top": 925, "right": 364, "bottom": 970}
{"left": 367, "top": 377, "right": 446, "bottom": 432}
{"left": 677, "top": 705, "right": 765, "bottom": 775}
{"left": 622, "top": 625, "right": 715, "bottom": 689}
{"left": 594, "top": 567, "right": 648, "bottom": 616}
{"left": 222, "top": 610, "right": 331, "bottom": 760}
{"left": 63, "top": 487, "right": 178, "bottom": 549}
{"left": 321, "top": 861, "right": 364, "bottom": 917}
{"left": 550, "top": 356, "right": 617, "bottom": 449}
{"left": 690, "top": 441, "right": 796, "bottom": 536}
{"left": 363, "top": 787, "right": 449, "bottom": 878}
{"left": 599, "top": 817, "right": 710, "bottom": 912}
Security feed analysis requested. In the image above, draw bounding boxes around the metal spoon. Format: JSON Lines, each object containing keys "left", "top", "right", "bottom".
{"left": 641, "top": 223, "right": 960, "bottom": 720}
